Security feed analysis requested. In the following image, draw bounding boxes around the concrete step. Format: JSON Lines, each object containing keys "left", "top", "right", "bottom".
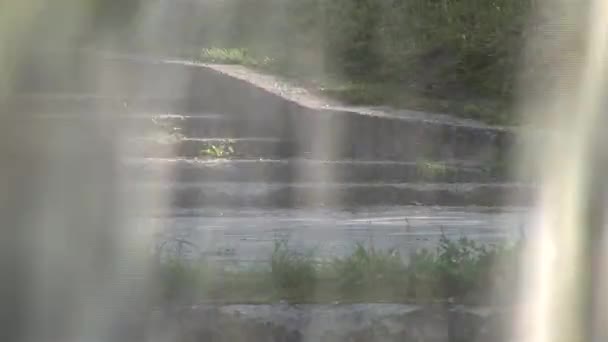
{"left": 126, "top": 131, "right": 511, "bottom": 166}
{"left": 143, "top": 114, "right": 283, "bottom": 138}
{"left": 126, "top": 158, "right": 508, "bottom": 183}
{"left": 131, "top": 182, "right": 531, "bottom": 208}
{"left": 84, "top": 57, "right": 513, "bottom": 164}
{"left": 10, "top": 95, "right": 511, "bottom": 163}
{"left": 21, "top": 107, "right": 512, "bottom": 164}
{"left": 12, "top": 108, "right": 513, "bottom": 166}
{"left": 284, "top": 109, "right": 511, "bottom": 163}
{"left": 8, "top": 94, "right": 193, "bottom": 114}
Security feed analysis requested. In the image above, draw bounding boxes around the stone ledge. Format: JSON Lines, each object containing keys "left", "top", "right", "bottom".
{"left": 149, "top": 303, "right": 512, "bottom": 342}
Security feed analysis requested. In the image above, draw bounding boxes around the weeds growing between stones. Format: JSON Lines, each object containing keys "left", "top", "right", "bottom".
{"left": 156, "top": 233, "right": 522, "bottom": 305}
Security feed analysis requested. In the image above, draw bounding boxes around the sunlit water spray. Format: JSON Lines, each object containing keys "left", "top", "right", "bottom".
{"left": 0, "top": 1, "right": 179, "bottom": 341}
{"left": 5, "top": 0, "right": 608, "bottom": 341}
{"left": 516, "top": 0, "right": 608, "bottom": 340}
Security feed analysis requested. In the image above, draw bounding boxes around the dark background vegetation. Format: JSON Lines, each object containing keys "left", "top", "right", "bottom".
{"left": 157, "top": 236, "right": 522, "bottom": 305}
{"left": 163, "top": 0, "right": 534, "bottom": 124}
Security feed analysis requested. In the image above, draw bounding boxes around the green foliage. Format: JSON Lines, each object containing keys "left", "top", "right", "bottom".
{"left": 333, "top": 243, "right": 406, "bottom": 299}
{"left": 270, "top": 240, "right": 317, "bottom": 301}
{"left": 406, "top": 248, "right": 441, "bottom": 299}
{"left": 91, "top": 0, "right": 141, "bottom": 30}
{"left": 407, "top": 233, "right": 521, "bottom": 301}
{"left": 158, "top": 257, "right": 207, "bottom": 304}
{"left": 192, "top": 0, "right": 532, "bottom": 123}
{"left": 199, "top": 140, "right": 235, "bottom": 158}
{"left": 156, "top": 236, "right": 522, "bottom": 304}
{"left": 416, "top": 160, "right": 449, "bottom": 180}
{"left": 200, "top": 48, "right": 274, "bottom": 67}
{"left": 434, "top": 235, "right": 493, "bottom": 298}
{"left": 201, "top": 48, "right": 248, "bottom": 64}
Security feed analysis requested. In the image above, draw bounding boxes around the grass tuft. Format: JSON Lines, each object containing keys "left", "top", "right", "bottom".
{"left": 270, "top": 240, "right": 317, "bottom": 301}
{"left": 333, "top": 243, "right": 405, "bottom": 300}
{"left": 200, "top": 47, "right": 275, "bottom": 68}
{"left": 155, "top": 235, "right": 522, "bottom": 305}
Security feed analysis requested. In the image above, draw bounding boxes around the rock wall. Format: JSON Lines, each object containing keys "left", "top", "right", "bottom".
{"left": 148, "top": 304, "right": 511, "bottom": 342}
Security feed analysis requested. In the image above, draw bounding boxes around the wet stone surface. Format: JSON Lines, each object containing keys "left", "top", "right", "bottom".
{"left": 149, "top": 303, "right": 512, "bottom": 342}
{"left": 144, "top": 206, "right": 528, "bottom": 263}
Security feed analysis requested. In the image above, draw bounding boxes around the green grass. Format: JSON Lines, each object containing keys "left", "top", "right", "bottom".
{"left": 199, "top": 139, "right": 236, "bottom": 159}
{"left": 200, "top": 47, "right": 251, "bottom": 64}
{"left": 270, "top": 240, "right": 317, "bottom": 300}
{"left": 200, "top": 47, "right": 275, "bottom": 68}
{"left": 416, "top": 160, "right": 450, "bottom": 180}
{"left": 332, "top": 244, "right": 407, "bottom": 301}
{"left": 155, "top": 235, "right": 522, "bottom": 305}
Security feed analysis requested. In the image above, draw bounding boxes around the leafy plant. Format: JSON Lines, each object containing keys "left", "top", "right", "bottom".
{"left": 407, "top": 232, "right": 522, "bottom": 301}
{"left": 157, "top": 257, "right": 207, "bottom": 305}
{"left": 200, "top": 47, "right": 251, "bottom": 64}
{"left": 406, "top": 248, "right": 441, "bottom": 299}
{"left": 191, "top": 0, "right": 533, "bottom": 123}
{"left": 200, "top": 47, "right": 275, "bottom": 68}
{"left": 434, "top": 234, "right": 488, "bottom": 299}
{"left": 155, "top": 236, "right": 522, "bottom": 304}
{"left": 416, "top": 160, "right": 449, "bottom": 180}
{"left": 333, "top": 243, "right": 405, "bottom": 299}
{"left": 270, "top": 240, "right": 317, "bottom": 301}
{"left": 199, "top": 140, "right": 235, "bottom": 158}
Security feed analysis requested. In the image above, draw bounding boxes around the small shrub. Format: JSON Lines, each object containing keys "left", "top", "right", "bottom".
{"left": 157, "top": 257, "right": 207, "bottom": 304}
{"left": 436, "top": 233, "right": 520, "bottom": 301}
{"left": 406, "top": 233, "right": 522, "bottom": 301}
{"left": 406, "top": 248, "right": 441, "bottom": 299}
{"left": 270, "top": 240, "right": 317, "bottom": 301}
{"left": 416, "top": 160, "right": 449, "bottom": 180}
{"left": 463, "top": 104, "right": 484, "bottom": 119}
{"left": 199, "top": 140, "right": 235, "bottom": 158}
{"left": 190, "top": 0, "right": 532, "bottom": 123}
{"left": 200, "top": 47, "right": 252, "bottom": 64}
{"left": 434, "top": 234, "right": 488, "bottom": 299}
{"left": 200, "top": 47, "right": 275, "bottom": 68}
{"left": 155, "top": 235, "right": 522, "bottom": 304}
{"left": 334, "top": 243, "right": 405, "bottom": 299}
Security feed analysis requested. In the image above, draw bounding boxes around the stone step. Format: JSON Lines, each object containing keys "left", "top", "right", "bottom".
{"left": 127, "top": 137, "right": 292, "bottom": 159}
{"left": 95, "top": 57, "right": 513, "bottom": 165}
{"left": 131, "top": 182, "right": 531, "bottom": 208}
{"left": 142, "top": 114, "right": 283, "bottom": 137}
{"left": 147, "top": 303, "right": 507, "bottom": 342}
{"left": 126, "top": 132, "right": 512, "bottom": 166}
{"left": 15, "top": 112, "right": 285, "bottom": 139}
{"left": 8, "top": 94, "right": 193, "bottom": 114}
{"left": 12, "top": 98, "right": 511, "bottom": 163}
{"left": 126, "top": 158, "right": 507, "bottom": 183}
{"left": 284, "top": 109, "right": 511, "bottom": 164}
{"left": 9, "top": 92, "right": 512, "bottom": 163}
